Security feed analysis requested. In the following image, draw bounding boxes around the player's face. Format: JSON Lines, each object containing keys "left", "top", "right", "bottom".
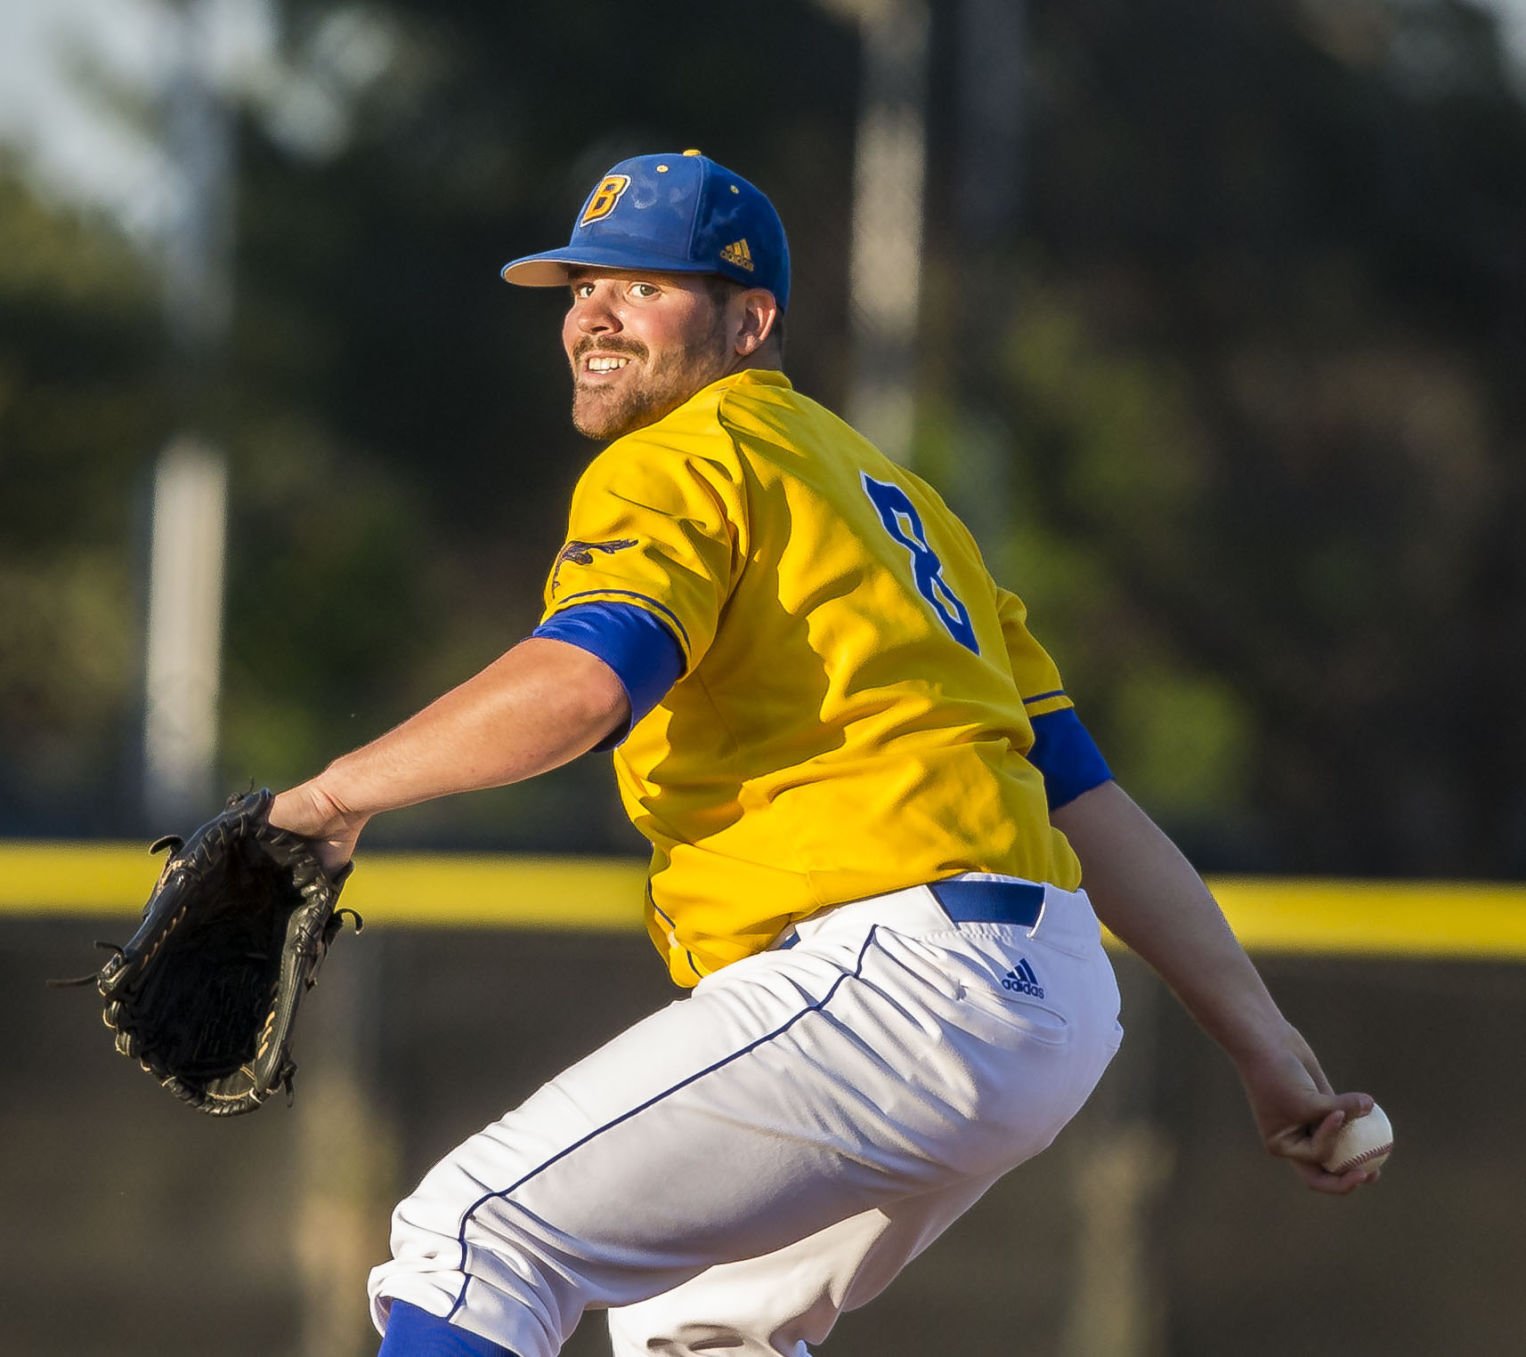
{"left": 563, "top": 271, "right": 736, "bottom": 439}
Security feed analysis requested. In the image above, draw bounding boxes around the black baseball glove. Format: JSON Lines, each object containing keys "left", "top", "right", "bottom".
{"left": 84, "top": 788, "right": 361, "bottom": 1116}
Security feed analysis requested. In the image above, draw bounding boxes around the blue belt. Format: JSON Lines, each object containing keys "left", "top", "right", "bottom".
{"left": 928, "top": 878, "right": 1045, "bottom": 928}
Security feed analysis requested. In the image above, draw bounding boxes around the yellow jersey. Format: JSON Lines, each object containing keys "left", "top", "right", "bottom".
{"left": 540, "top": 369, "right": 1097, "bottom": 986}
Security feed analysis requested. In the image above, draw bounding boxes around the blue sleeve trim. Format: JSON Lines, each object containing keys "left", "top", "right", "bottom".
{"left": 1028, "top": 708, "right": 1113, "bottom": 811}
{"left": 533, "top": 602, "right": 684, "bottom": 749}
{"left": 1023, "top": 688, "right": 1066, "bottom": 707}
{"left": 554, "top": 589, "right": 692, "bottom": 652}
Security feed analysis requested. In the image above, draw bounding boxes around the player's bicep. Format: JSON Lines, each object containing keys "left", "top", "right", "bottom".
{"left": 532, "top": 602, "right": 684, "bottom": 747}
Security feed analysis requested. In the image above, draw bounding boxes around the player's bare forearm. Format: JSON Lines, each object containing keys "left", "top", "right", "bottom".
{"left": 269, "top": 637, "right": 629, "bottom": 865}
{"left": 1052, "top": 781, "right": 1287, "bottom": 1060}
{"left": 1052, "top": 780, "right": 1376, "bottom": 1193}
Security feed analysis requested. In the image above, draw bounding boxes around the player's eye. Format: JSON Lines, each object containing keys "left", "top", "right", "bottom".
{"left": 628, "top": 282, "right": 660, "bottom": 299}
{"left": 571, "top": 282, "right": 595, "bottom": 299}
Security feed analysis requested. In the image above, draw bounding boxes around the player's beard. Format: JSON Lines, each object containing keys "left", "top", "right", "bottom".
{"left": 569, "top": 319, "right": 731, "bottom": 441}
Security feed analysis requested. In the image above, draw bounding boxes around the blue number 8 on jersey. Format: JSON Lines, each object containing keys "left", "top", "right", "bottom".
{"left": 861, "top": 473, "right": 979, "bottom": 653}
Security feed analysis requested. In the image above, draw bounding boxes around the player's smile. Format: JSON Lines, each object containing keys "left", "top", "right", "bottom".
{"left": 572, "top": 335, "right": 648, "bottom": 385}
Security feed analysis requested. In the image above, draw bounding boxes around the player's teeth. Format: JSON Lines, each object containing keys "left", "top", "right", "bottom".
{"left": 588, "top": 357, "right": 629, "bottom": 371}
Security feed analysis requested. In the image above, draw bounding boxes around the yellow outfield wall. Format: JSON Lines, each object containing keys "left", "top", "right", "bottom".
{"left": 1, "top": 841, "right": 1523, "bottom": 959}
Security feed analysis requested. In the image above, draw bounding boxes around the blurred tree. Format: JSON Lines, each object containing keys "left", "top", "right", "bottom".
{"left": 919, "top": 0, "right": 1526, "bottom": 874}
{"left": 0, "top": 159, "right": 167, "bottom": 834}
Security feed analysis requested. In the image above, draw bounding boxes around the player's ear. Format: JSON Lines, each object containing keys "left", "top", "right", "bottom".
{"left": 731, "top": 288, "right": 780, "bottom": 358}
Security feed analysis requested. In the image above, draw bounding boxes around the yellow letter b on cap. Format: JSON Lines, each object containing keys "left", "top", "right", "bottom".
{"left": 581, "top": 175, "right": 631, "bottom": 226}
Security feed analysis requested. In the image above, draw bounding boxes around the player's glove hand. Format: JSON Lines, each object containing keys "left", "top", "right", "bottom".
{"left": 73, "top": 788, "right": 361, "bottom": 1116}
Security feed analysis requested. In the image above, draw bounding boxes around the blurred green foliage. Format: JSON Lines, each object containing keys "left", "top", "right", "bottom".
{"left": 987, "top": 0, "right": 1526, "bottom": 874}
{"left": 1, "top": 0, "right": 1522, "bottom": 875}
{"left": 0, "top": 160, "right": 166, "bottom": 828}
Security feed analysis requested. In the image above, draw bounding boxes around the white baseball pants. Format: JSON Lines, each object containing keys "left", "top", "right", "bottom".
{"left": 369, "top": 876, "right": 1123, "bottom": 1356}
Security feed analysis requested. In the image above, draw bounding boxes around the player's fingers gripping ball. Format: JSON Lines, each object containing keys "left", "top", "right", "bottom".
{"left": 84, "top": 788, "right": 361, "bottom": 1116}
{"left": 1322, "top": 1101, "right": 1394, "bottom": 1174}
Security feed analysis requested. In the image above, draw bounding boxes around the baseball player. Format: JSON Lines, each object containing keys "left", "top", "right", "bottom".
{"left": 270, "top": 151, "right": 1377, "bottom": 1357}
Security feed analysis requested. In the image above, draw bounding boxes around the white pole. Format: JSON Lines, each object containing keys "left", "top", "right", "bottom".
{"left": 144, "top": 437, "right": 228, "bottom": 818}
{"left": 834, "top": 0, "right": 931, "bottom": 463}
{"left": 946, "top": 0, "right": 1026, "bottom": 551}
{"left": 144, "top": 0, "right": 234, "bottom": 824}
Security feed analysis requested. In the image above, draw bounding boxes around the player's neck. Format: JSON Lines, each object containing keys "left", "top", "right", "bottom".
{"left": 723, "top": 345, "right": 785, "bottom": 380}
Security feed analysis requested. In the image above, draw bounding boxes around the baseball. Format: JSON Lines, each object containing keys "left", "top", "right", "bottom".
{"left": 1322, "top": 1101, "right": 1393, "bottom": 1174}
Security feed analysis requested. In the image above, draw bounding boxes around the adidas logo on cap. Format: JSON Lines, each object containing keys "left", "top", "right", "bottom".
{"left": 720, "top": 238, "right": 754, "bottom": 271}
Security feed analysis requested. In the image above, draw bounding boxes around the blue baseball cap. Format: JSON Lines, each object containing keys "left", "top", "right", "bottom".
{"left": 501, "top": 150, "right": 791, "bottom": 311}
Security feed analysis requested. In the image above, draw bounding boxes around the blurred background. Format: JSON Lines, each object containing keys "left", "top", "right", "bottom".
{"left": 3, "top": 0, "right": 1524, "bottom": 1352}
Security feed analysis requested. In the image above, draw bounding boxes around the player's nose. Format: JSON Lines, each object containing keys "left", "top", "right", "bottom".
{"left": 570, "top": 288, "right": 621, "bottom": 335}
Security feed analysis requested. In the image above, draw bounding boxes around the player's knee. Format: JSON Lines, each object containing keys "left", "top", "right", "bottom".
{"left": 380, "top": 1183, "right": 578, "bottom": 1355}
